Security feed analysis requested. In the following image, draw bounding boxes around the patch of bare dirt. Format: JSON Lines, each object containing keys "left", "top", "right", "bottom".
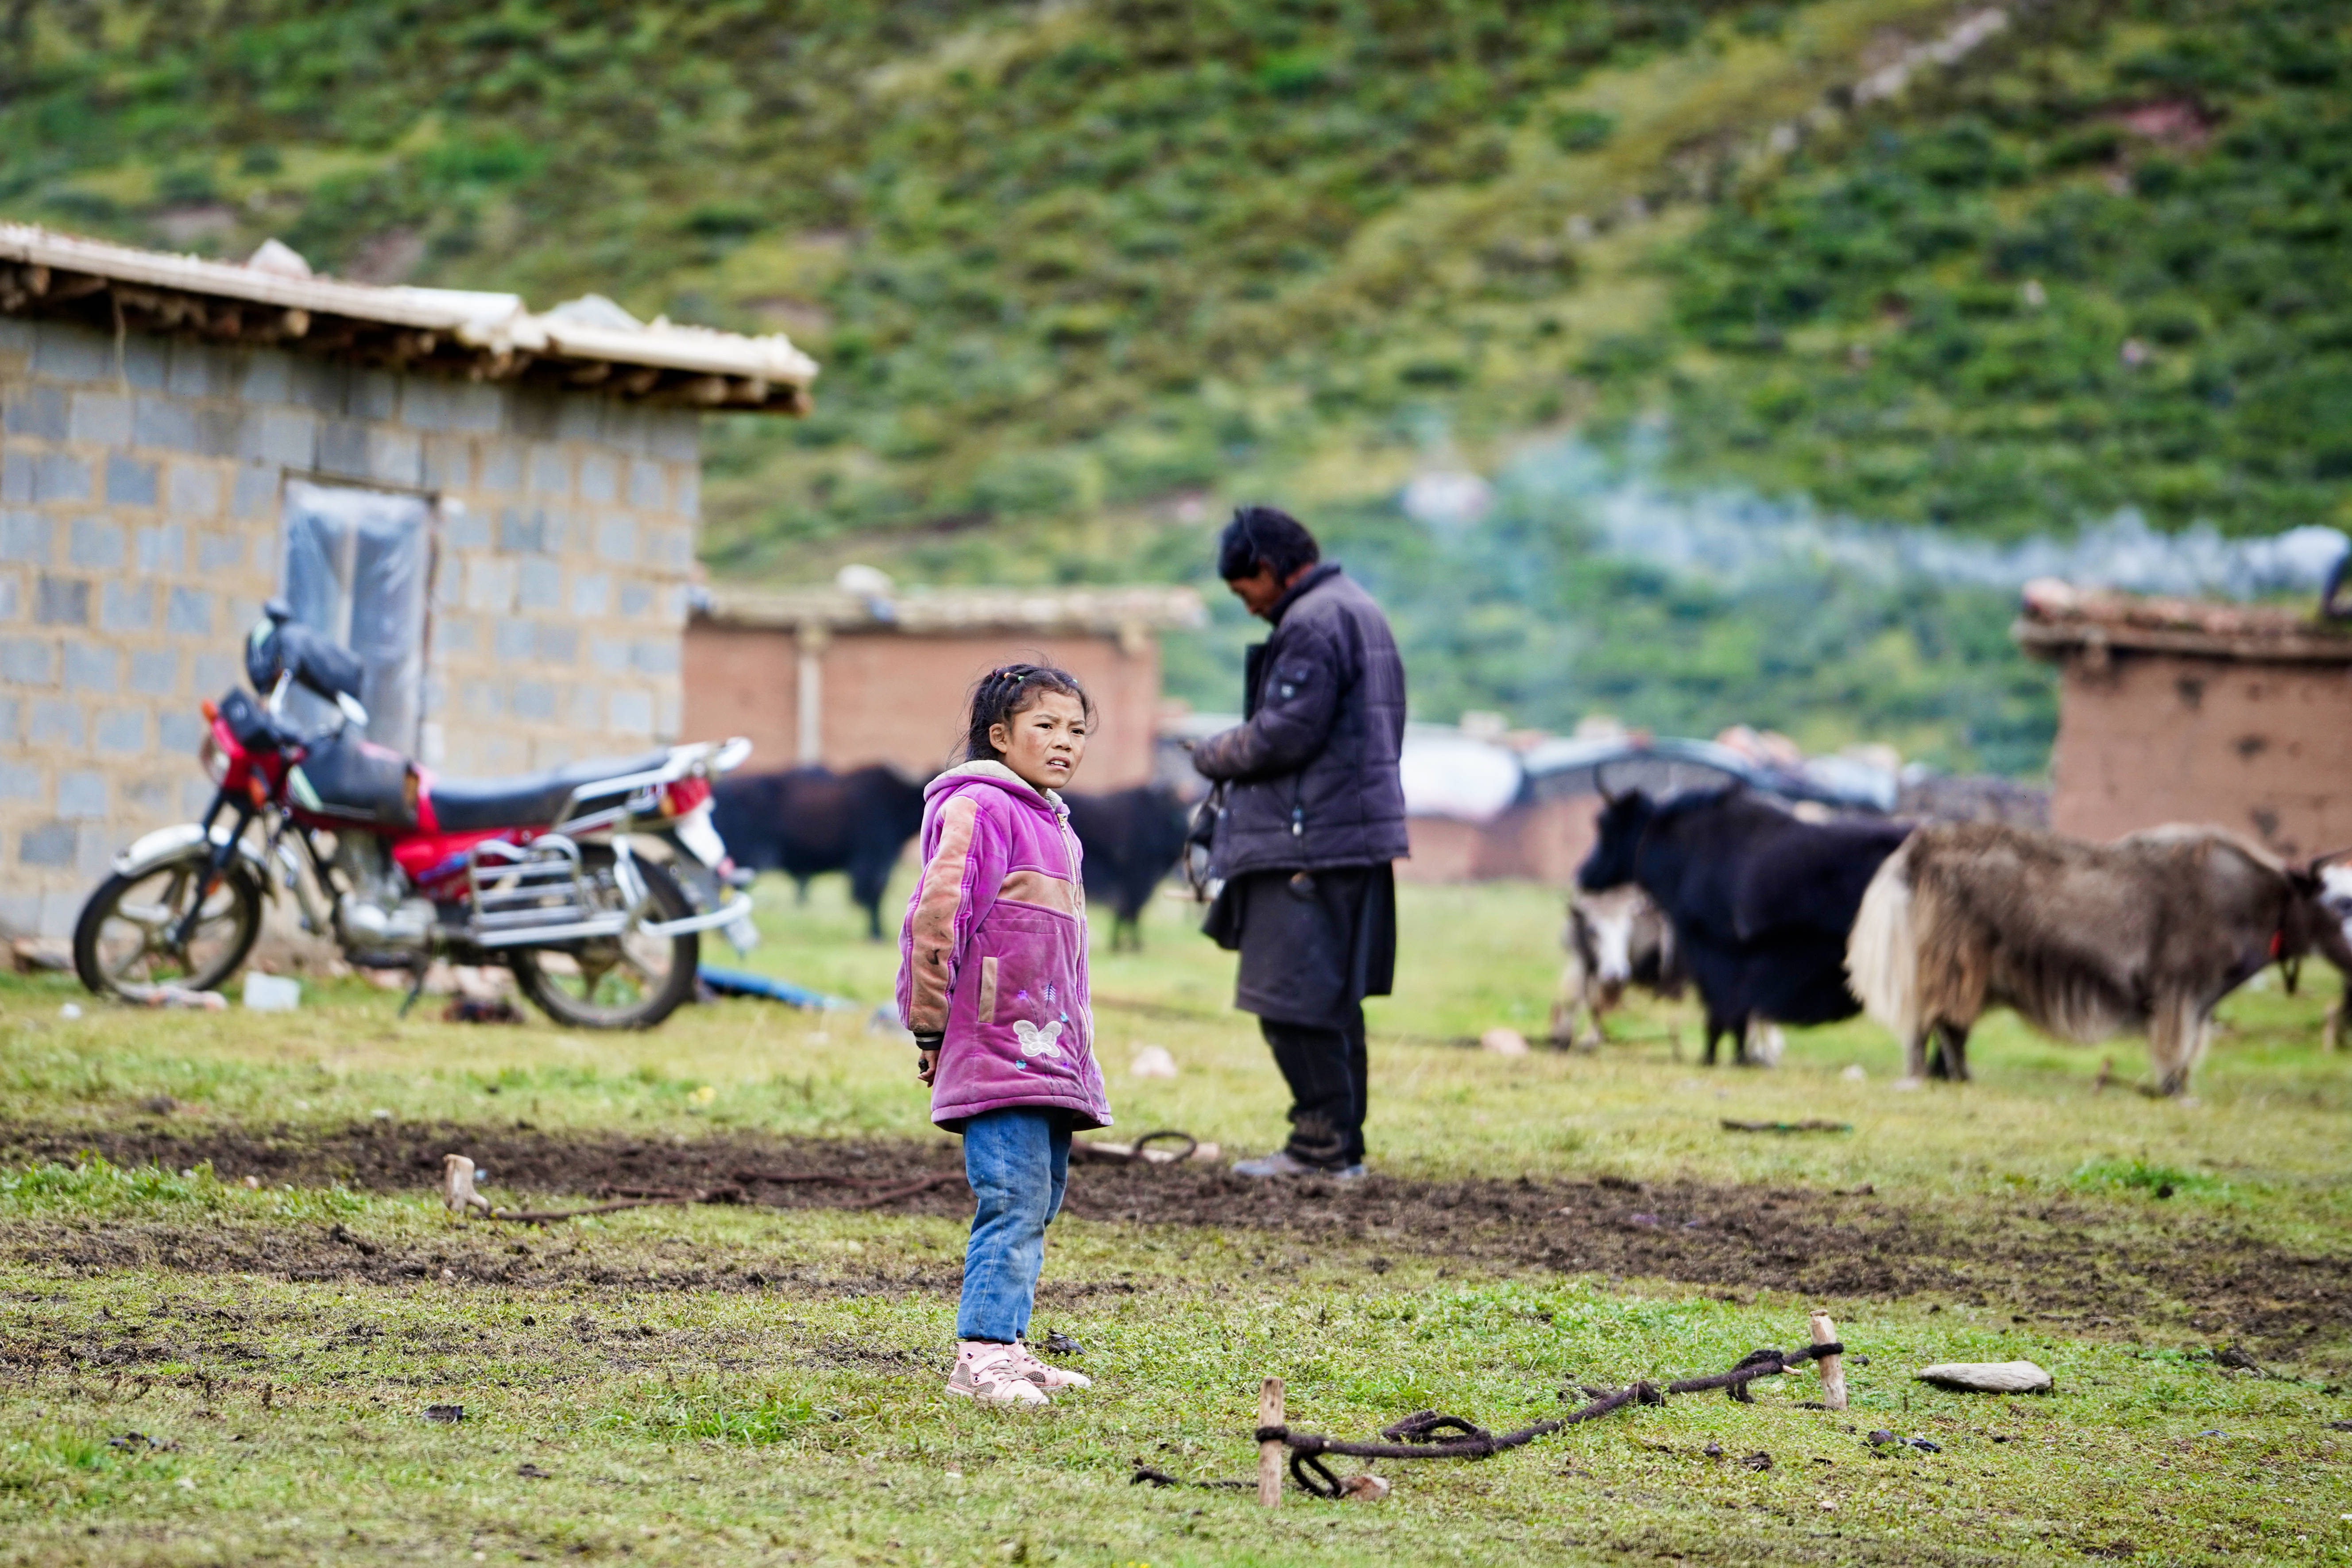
{"left": 2, "top": 1119, "right": 2346, "bottom": 1355}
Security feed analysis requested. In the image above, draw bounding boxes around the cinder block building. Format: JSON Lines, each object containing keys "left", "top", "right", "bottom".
{"left": 0, "top": 225, "right": 814, "bottom": 937}
{"left": 2015, "top": 580, "right": 2352, "bottom": 857}
{"left": 685, "top": 582, "right": 1204, "bottom": 789}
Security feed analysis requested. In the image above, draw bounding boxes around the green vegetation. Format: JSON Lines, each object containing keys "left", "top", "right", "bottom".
{"left": 0, "top": 876, "right": 2349, "bottom": 1562}
{"left": 1242, "top": 486, "right": 2060, "bottom": 771}
{"left": 7, "top": 1, "right": 2348, "bottom": 763}
{"left": 1635, "top": 0, "right": 2352, "bottom": 538}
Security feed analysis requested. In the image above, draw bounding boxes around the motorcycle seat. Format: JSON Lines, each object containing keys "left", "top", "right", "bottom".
{"left": 428, "top": 750, "right": 677, "bottom": 832}
{"left": 290, "top": 732, "right": 417, "bottom": 829}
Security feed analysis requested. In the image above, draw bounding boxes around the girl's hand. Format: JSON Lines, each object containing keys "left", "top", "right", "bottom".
{"left": 916, "top": 1049, "right": 939, "bottom": 1085}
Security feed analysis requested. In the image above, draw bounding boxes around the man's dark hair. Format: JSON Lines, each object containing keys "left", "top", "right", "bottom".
{"left": 1217, "top": 505, "right": 1319, "bottom": 582}
{"left": 963, "top": 661, "right": 1094, "bottom": 763}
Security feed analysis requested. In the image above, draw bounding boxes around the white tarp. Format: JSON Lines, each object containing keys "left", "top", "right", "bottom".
{"left": 1398, "top": 724, "right": 1524, "bottom": 824}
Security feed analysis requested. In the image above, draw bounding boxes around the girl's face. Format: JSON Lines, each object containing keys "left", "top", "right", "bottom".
{"left": 989, "top": 690, "right": 1088, "bottom": 793}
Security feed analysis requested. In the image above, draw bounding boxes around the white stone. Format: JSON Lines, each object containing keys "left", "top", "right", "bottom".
{"left": 1129, "top": 1045, "right": 1178, "bottom": 1080}
{"left": 242, "top": 972, "right": 301, "bottom": 1011}
{"left": 1481, "top": 1027, "right": 1531, "bottom": 1057}
{"left": 244, "top": 238, "right": 312, "bottom": 278}
{"left": 1914, "top": 1360, "right": 2052, "bottom": 1394}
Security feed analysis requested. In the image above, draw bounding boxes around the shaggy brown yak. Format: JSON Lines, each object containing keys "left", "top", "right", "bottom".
{"left": 1845, "top": 822, "right": 2350, "bottom": 1094}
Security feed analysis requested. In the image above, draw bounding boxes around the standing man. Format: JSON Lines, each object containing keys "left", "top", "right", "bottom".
{"left": 1191, "top": 506, "right": 1408, "bottom": 1179}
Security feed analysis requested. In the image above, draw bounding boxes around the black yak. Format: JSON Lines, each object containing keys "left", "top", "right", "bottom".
{"left": 1578, "top": 786, "right": 1911, "bottom": 1065}
{"left": 1064, "top": 785, "right": 1189, "bottom": 951}
{"left": 710, "top": 765, "right": 925, "bottom": 940}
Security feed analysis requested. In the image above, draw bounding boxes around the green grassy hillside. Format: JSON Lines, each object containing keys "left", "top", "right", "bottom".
{"left": 1628, "top": 0, "right": 2352, "bottom": 538}
{"left": 5, "top": 1, "right": 2340, "bottom": 767}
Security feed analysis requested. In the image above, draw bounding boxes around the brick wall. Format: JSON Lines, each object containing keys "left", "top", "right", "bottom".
{"left": 681, "top": 623, "right": 1163, "bottom": 788}
{"left": 2049, "top": 652, "right": 2352, "bottom": 859}
{"left": 0, "top": 317, "right": 702, "bottom": 938}
{"left": 1392, "top": 798, "right": 1593, "bottom": 885}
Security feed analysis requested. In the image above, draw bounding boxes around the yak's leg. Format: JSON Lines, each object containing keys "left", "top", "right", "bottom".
{"left": 1702, "top": 1014, "right": 1727, "bottom": 1066}
{"left": 1924, "top": 1036, "right": 1949, "bottom": 1079}
{"left": 849, "top": 853, "right": 896, "bottom": 943}
{"left": 1551, "top": 955, "right": 1596, "bottom": 1048}
{"left": 1581, "top": 986, "right": 1608, "bottom": 1050}
{"left": 1902, "top": 1023, "right": 1934, "bottom": 1082}
{"left": 1929, "top": 1021, "right": 1971, "bottom": 1081}
{"left": 2148, "top": 994, "right": 2210, "bottom": 1096}
{"left": 793, "top": 876, "right": 811, "bottom": 906}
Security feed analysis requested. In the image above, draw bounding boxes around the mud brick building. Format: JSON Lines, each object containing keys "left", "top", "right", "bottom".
{"left": 684, "top": 582, "right": 1204, "bottom": 789}
{"left": 2015, "top": 579, "right": 2352, "bottom": 858}
{"left": 0, "top": 225, "right": 815, "bottom": 938}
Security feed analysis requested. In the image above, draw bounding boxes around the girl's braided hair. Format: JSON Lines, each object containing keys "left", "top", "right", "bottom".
{"left": 963, "top": 661, "right": 1094, "bottom": 763}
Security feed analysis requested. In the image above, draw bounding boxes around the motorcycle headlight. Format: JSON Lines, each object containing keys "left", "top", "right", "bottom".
{"left": 199, "top": 731, "right": 231, "bottom": 785}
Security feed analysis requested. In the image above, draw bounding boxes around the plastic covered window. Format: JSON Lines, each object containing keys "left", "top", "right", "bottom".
{"left": 280, "top": 479, "right": 433, "bottom": 751}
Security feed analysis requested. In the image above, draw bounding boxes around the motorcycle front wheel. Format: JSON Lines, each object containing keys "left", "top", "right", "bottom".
{"left": 73, "top": 854, "right": 264, "bottom": 1002}
{"left": 509, "top": 849, "right": 699, "bottom": 1030}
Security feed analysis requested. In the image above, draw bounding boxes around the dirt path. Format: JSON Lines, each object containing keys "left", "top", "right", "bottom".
{"left": 3, "top": 1119, "right": 2345, "bottom": 1356}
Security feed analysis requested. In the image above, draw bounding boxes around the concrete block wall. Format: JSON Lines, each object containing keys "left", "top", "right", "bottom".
{"left": 0, "top": 317, "right": 703, "bottom": 938}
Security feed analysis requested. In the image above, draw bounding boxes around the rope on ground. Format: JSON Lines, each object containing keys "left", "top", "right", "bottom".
{"left": 1130, "top": 1342, "right": 1842, "bottom": 1496}
{"left": 442, "top": 1129, "right": 1215, "bottom": 1225}
{"left": 478, "top": 1196, "right": 704, "bottom": 1225}
{"left": 1071, "top": 1130, "right": 1202, "bottom": 1165}
{"left": 437, "top": 1152, "right": 975, "bottom": 1224}
{"left": 731, "top": 1168, "right": 970, "bottom": 1208}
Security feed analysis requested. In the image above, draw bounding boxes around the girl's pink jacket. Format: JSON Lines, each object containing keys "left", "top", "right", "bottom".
{"left": 895, "top": 762, "right": 1113, "bottom": 1133}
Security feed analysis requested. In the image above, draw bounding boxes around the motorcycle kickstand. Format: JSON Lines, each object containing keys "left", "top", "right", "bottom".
{"left": 397, "top": 956, "right": 431, "bottom": 1019}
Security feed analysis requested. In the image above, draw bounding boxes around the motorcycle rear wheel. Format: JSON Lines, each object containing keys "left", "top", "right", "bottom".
{"left": 510, "top": 849, "right": 698, "bottom": 1030}
{"left": 73, "top": 855, "right": 264, "bottom": 1002}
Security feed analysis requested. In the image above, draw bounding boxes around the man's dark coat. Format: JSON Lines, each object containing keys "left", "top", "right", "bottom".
{"left": 1191, "top": 563, "right": 1408, "bottom": 876}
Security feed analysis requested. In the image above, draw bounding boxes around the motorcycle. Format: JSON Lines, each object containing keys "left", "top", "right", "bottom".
{"left": 71, "top": 601, "right": 759, "bottom": 1030}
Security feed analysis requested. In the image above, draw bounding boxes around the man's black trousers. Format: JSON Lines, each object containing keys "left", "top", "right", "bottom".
{"left": 1206, "top": 863, "right": 1395, "bottom": 1169}
{"left": 1261, "top": 1009, "right": 1369, "bottom": 1167}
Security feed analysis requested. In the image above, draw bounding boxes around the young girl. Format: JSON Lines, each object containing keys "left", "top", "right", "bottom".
{"left": 897, "top": 663, "right": 1111, "bottom": 1406}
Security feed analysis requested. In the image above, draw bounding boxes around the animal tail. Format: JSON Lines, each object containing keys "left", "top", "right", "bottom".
{"left": 1845, "top": 841, "right": 1919, "bottom": 1043}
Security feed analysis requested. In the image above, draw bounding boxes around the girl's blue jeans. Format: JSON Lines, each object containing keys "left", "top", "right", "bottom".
{"left": 956, "top": 1107, "right": 1070, "bottom": 1343}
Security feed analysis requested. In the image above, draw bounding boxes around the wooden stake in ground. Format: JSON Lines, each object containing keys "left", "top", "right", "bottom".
{"left": 441, "top": 1154, "right": 491, "bottom": 1216}
{"left": 1810, "top": 1309, "right": 1847, "bottom": 1411}
{"left": 1257, "top": 1377, "right": 1284, "bottom": 1508}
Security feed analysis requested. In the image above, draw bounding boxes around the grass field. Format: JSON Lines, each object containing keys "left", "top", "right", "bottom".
{"left": 2, "top": 871, "right": 2350, "bottom": 1565}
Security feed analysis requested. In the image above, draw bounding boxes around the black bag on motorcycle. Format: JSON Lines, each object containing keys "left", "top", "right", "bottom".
{"left": 246, "top": 601, "right": 366, "bottom": 705}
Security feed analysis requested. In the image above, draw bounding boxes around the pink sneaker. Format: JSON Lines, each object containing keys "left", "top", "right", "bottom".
{"left": 1014, "top": 1342, "right": 1092, "bottom": 1390}
{"left": 947, "top": 1341, "right": 1050, "bottom": 1406}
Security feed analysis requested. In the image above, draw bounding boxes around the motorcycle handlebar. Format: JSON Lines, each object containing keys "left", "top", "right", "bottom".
{"left": 708, "top": 736, "right": 754, "bottom": 776}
